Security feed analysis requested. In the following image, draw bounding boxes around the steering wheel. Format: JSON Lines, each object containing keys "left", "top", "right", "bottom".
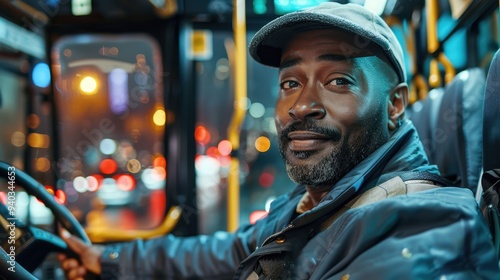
{"left": 0, "top": 161, "right": 91, "bottom": 280}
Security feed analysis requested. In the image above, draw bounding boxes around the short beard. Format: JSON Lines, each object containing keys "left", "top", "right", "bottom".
{"left": 279, "top": 122, "right": 387, "bottom": 189}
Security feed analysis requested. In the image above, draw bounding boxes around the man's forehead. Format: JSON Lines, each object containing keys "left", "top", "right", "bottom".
{"left": 279, "top": 30, "right": 386, "bottom": 67}
{"left": 281, "top": 29, "right": 379, "bottom": 59}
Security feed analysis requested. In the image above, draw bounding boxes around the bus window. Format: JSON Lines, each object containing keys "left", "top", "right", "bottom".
{"left": 194, "top": 29, "right": 295, "bottom": 234}
{"left": 0, "top": 69, "right": 27, "bottom": 169}
{"left": 0, "top": 69, "right": 32, "bottom": 224}
{"left": 51, "top": 34, "right": 166, "bottom": 230}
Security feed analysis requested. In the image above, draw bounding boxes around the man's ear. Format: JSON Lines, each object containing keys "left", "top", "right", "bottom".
{"left": 387, "top": 83, "right": 408, "bottom": 131}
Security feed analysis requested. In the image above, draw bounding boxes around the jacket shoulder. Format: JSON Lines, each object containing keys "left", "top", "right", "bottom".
{"left": 303, "top": 186, "right": 498, "bottom": 279}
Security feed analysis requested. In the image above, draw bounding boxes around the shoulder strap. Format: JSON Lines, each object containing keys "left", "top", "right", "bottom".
{"left": 396, "top": 171, "right": 455, "bottom": 186}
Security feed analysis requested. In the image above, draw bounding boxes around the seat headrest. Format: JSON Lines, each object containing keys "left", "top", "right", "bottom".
{"left": 409, "top": 88, "right": 445, "bottom": 160}
{"left": 435, "top": 68, "right": 485, "bottom": 192}
{"left": 483, "top": 49, "right": 500, "bottom": 172}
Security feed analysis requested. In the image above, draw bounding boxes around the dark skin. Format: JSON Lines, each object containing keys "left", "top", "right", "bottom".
{"left": 276, "top": 29, "right": 408, "bottom": 206}
{"left": 58, "top": 29, "right": 408, "bottom": 279}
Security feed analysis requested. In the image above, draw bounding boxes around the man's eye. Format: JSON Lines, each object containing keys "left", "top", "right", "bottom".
{"left": 329, "top": 78, "right": 352, "bottom": 88}
{"left": 280, "top": 80, "right": 300, "bottom": 89}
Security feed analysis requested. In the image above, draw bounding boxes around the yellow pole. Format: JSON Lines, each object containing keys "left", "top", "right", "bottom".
{"left": 227, "top": 0, "right": 247, "bottom": 232}
{"left": 426, "top": 0, "right": 441, "bottom": 88}
{"left": 438, "top": 52, "right": 456, "bottom": 84}
{"left": 426, "top": 0, "right": 455, "bottom": 86}
{"left": 405, "top": 21, "right": 418, "bottom": 103}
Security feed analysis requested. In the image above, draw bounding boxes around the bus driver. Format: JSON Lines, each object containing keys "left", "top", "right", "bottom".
{"left": 58, "top": 2, "right": 500, "bottom": 279}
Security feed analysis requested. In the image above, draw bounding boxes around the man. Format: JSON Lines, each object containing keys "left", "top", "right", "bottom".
{"left": 59, "top": 2, "right": 500, "bottom": 279}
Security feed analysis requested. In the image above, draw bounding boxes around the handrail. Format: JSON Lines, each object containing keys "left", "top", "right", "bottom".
{"left": 438, "top": 0, "right": 498, "bottom": 50}
{"left": 227, "top": 0, "right": 247, "bottom": 232}
{"left": 412, "top": 74, "right": 429, "bottom": 103}
{"left": 438, "top": 52, "right": 456, "bottom": 84}
{"left": 426, "top": 0, "right": 498, "bottom": 87}
{"left": 426, "top": 0, "right": 442, "bottom": 88}
{"left": 385, "top": 16, "right": 430, "bottom": 104}
{"left": 402, "top": 19, "right": 427, "bottom": 104}
{"left": 85, "top": 206, "right": 182, "bottom": 243}
{"left": 426, "top": 0, "right": 456, "bottom": 88}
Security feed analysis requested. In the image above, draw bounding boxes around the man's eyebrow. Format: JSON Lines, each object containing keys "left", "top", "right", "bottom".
{"left": 279, "top": 57, "right": 301, "bottom": 71}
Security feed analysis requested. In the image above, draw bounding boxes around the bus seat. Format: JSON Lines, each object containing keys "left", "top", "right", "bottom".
{"left": 409, "top": 88, "right": 445, "bottom": 161}
{"left": 481, "top": 49, "right": 500, "bottom": 258}
{"left": 483, "top": 50, "right": 500, "bottom": 173}
{"left": 410, "top": 68, "right": 485, "bottom": 194}
{"left": 434, "top": 67, "right": 486, "bottom": 194}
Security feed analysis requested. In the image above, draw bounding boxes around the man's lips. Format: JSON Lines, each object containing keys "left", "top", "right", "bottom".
{"left": 287, "top": 131, "right": 332, "bottom": 152}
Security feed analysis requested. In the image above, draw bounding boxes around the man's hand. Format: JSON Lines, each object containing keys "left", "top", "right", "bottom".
{"left": 57, "top": 229, "right": 105, "bottom": 280}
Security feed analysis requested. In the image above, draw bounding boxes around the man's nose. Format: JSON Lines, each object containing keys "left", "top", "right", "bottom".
{"left": 288, "top": 89, "right": 326, "bottom": 120}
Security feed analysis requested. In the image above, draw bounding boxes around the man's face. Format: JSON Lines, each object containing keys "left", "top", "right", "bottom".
{"left": 275, "top": 29, "right": 395, "bottom": 189}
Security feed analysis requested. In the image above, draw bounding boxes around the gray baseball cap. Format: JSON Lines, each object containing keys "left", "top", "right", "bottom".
{"left": 249, "top": 2, "right": 406, "bottom": 83}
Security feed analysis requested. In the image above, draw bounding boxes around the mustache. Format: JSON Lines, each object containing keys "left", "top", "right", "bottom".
{"left": 280, "top": 120, "right": 342, "bottom": 141}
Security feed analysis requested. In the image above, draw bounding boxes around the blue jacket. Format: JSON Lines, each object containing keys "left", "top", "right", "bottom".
{"left": 100, "top": 121, "right": 500, "bottom": 279}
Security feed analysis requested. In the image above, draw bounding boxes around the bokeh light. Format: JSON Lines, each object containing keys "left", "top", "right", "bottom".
{"left": 11, "top": 131, "right": 26, "bottom": 147}
{"left": 218, "top": 140, "right": 232, "bottom": 156}
{"left": 255, "top": 136, "right": 271, "bottom": 152}
{"left": 259, "top": 171, "right": 275, "bottom": 188}
{"left": 80, "top": 76, "right": 97, "bottom": 94}
{"left": 126, "top": 159, "right": 142, "bottom": 173}
{"left": 100, "top": 159, "right": 118, "bottom": 174}
{"left": 86, "top": 175, "right": 100, "bottom": 192}
{"left": 26, "top": 114, "right": 40, "bottom": 129}
{"left": 215, "top": 58, "right": 230, "bottom": 80}
{"left": 109, "top": 68, "right": 128, "bottom": 114}
{"left": 153, "top": 155, "right": 166, "bottom": 168}
{"left": 99, "top": 138, "right": 117, "bottom": 155}
{"left": 55, "top": 190, "right": 67, "bottom": 204}
{"left": 32, "top": 62, "right": 51, "bottom": 88}
{"left": 63, "top": 49, "right": 72, "bottom": 57}
{"left": 206, "top": 146, "right": 220, "bottom": 158}
{"left": 195, "top": 155, "right": 221, "bottom": 176}
{"left": 141, "top": 167, "right": 166, "bottom": 190}
{"left": 27, "top": 133, "right": 50, "bottom": 148}
{"left": 249, "top": 102, "right": 265, "bottom": 118}
{"left": 153, "top": 108, "right": 166, "bottom": 126}
{"left": 153, "top": 166, "right": 166, "bottom": 180}
{"left": 73, "top": 176, "right": 88, "bottom": 193}
{"left": 34, "top": 157, "right": 51, "bottom": 172}
{"left": 195, "top": 125, "right": 211, "bottom": 145}
{"left": 116, "top": 174, "right": 136, "bottom": 191}
{"left": 45, "top": 185, "right": 54, "bottom": 195}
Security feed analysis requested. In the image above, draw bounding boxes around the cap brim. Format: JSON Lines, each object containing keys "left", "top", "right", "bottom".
{"left": 249, "top": 12, "right": 389, "bottom": 68}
